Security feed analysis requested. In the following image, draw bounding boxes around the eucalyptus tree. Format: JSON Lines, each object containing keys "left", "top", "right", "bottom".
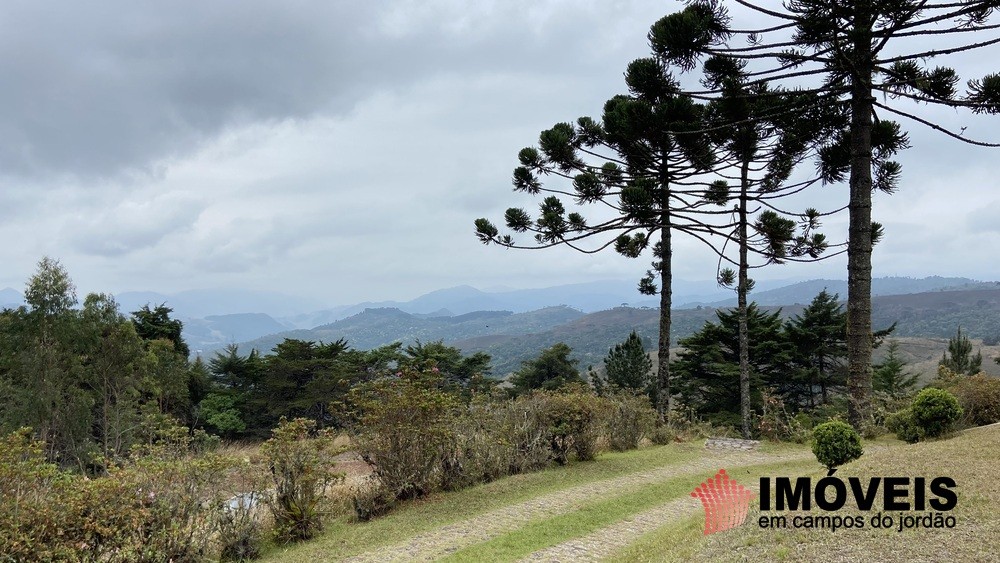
{"left": 652, "top": 0, "right": 1000, "bottom": 428}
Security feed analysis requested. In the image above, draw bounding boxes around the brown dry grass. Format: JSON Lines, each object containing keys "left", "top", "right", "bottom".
{"left": 686, "top": 424, "right": 1000, "bottom": 562}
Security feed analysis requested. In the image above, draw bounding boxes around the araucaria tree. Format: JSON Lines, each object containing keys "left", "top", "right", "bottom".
{"left": 656, "top": 0, "right": 1000, "bottom": 428}
{"left": 475, "top": 20, "right": 825, "bottom": 422}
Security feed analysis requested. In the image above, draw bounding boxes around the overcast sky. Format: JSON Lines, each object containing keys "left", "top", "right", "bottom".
{"left": 2, "top": 0, "right": 999, "bottom": 306}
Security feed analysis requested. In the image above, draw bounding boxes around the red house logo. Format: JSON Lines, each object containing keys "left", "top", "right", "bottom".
{"left": 691, "top": 469, "right": 756, "bottom": 535}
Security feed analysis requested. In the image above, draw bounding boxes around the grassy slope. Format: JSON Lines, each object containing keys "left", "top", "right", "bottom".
{"left": 668, "top": 424, "right": 1000, "bottom": 562}
{"left": 264, "top": 426, "right": 1000, "bottom": 562}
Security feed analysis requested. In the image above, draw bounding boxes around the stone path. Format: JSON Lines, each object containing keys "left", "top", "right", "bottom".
{"left": 343, "top": 446, "right": 813, "bottom": 562}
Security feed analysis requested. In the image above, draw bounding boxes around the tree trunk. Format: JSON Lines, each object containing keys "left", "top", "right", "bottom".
{"left": 656, "top": 217, "right": 672, "bottom": 423}
{"left": 656, "top": 152, "right": 673, "bottom": 423}
{"left": 738, "top": 160, "right": 751, "bottom": 439}
{"left": 847, "top": 6, "right": 875, "bottom": 429}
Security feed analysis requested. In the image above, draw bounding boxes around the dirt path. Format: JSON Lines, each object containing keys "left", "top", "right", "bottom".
{"left": 343, "top": 447, "right": 814, "bottom": 562}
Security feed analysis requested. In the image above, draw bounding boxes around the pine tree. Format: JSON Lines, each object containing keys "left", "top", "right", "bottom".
{"left": 510, "top": 343, "right": 583, "bottom": 393}
{"left": 785, "top": 290, "right": 848, "bottom": 408}
{"left": 940, "top": 326, "right": 983, "bottom": 376}
{"left": 604, "top": 331, "right": 653, "bottom": 393}
{"left": 652, "top": 0, "right": 1000, "bottom": 428}
{"left": 874, "top": 340, "right": 918, "bottom": 398}
{"left": 672, "top": 304, "right": 794, "bottom": 425}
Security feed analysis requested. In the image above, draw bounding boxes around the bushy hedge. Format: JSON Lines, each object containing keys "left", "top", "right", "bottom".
{"left": 943, "top": 374, "right": 1000, "bottom": 427}
{"left": 0, "top": 424, "right": 235, "bottom": 562}
{"left": 811, "top": 420, "right": 863, "bottom": 472}
{"left": 348, "top": 371, "right": 655, "bottom": 520}
{"left": 888, "top": 387, "right": 965, "bottom": 443}
{"left": 911, "top": 388, "right": 963, "bottom": 438}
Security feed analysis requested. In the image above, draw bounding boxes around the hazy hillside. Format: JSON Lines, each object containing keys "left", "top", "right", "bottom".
{"left": 232, "top": 306, "right": 585, "bottom": 355}
{"left": 709, "top": 276, "right": 993, "bottom": 307}
{"left": 182, "top": 313, "right": 291, "bottom": 353}
{"left": 223, "top": 286, "right": 1000, "bottom": 379}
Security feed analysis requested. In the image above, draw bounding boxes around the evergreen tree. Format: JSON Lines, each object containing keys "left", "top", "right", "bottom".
{"left": 940, "top": 326, "right": 983, "bottom": 375}
{"left": 672, "top": 304, "right": 794, "bottom": 426}
{"left": 131, "top": 304, "right": 190, "bottom": 357}
{"left": 603, "top": 331, "right": 653, "bottom": 393}
{"left": 785, "top": 290, "right": 848, "bottom": 408}
{"left": 474, "top": 19, "right": 812, "bottom": 421}
{"left": 510, "top": 343, "right": 583, "bottom": 393}
{"left": 402, "top": 339, "right": 493, "bottom": 389}
{"left": 874, "top": 340, "right": 918, "bottom": 398}
{"left": 653, "top": 0, "right": 1000, "bottom": 428}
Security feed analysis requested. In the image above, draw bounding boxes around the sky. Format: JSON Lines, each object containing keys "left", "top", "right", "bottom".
{"left": 2, "top": 0, "right": 1000, "bottom": 307}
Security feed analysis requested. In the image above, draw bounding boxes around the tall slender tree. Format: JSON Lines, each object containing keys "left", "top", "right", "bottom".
{"left": 475, "top": 20, "right": 820, "bottom": 421}
{"left": 652, "top": 0, "right": 1000, "bottom": 428}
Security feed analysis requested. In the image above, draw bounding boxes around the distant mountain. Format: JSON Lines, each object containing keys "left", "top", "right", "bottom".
{"left": 182, "top": 313, "right": 292, "bottom": 353}
{"left": 0, "top": 287, "right": 23, "bottom": 309}
{"left": 224, "top": 285, "right": 1000, "bottom": 379}
{"left": 116, "top": 288, "right": 327, "bottom": 318}
{"left": 709, "top": 276, "right": 994, "bottom": 307}
{"left": 228, "top": 306, "right": 585, "bottom": 356}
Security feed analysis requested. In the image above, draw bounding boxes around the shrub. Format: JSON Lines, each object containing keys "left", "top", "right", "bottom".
{"left": 945, "top": 374, "right": 1000, "bottom": 427}
{"left": 261, "top": 418, "right": 342, "bottom": 543}
{"left": 536, "top": 387, "right": 606, "bottom": 464}
{"left": 351, "top": 477, "right": 396, "bottom": 522}
{"left": 649, "top": 424, "right": 677, "bottom": 445}
{"left": 911, "top": 388, "right": 963, "bottom": 438}
{"left": 757, "top": 388, "right": 808, "bottom": 443}
{"left": 0, "top": 422, "right": 236, "bottom": 562}
{"left": 440, "top": 409, "right": 507, "bottom": 491}
{"left": 351, "top": 370, "right": 459, "bottom": 500}
{"left": 217, "top": 460, "right": 267, "bottom": 561}
{"left": 604, "top": 389, "right": 656, "bottom": 451}
{"left": 500, "top": 394, "right": 553, "bottom": 474}
{"left": 811, "top": 421, "right": 863, "bottom": 472}
{"left": 886, "top": 408, "right": 921, "bottom": 444}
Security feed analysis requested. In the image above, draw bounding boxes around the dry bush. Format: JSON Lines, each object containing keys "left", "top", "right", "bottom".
{"left": 261, "top": 418, "right": 343, "bottom": 543}
{"left": 603, "top": 389, "right": 656, "bottom": 451}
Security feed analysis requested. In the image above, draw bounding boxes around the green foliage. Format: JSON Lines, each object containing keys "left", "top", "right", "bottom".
{"left": 939, "top": 326, "right": 983, "bottom": 376}
{"left": 944, "top": 374, "right": 1000, "bottom": 427}
{"left": 261, "top": 417, "right": 342, "bottom": 542}
{"left": 673, "top": 304, "right": 794, "bottom": 418}
{"left": 535, "top": 386, "right": 606, "bottom": 464}
{"left": 403, "top": 339, "right": 493, "bottom": 390}
{"left": 603, "top": 331, "right": 653, "bottom": 393}
{"left": 0, "top": 422, "right": 236, "bottom": 562}
{"left": 784, "top": 290, "right": 847, "bottom": 408}
{"left": 350, "top": 369, "right": 459, "bottom": 502}
{"left": 811, "top": 420, "right": 863, "bottom": 472}
{"left": 873, "top": 340, "right": 919, "bottom": 399}
{"left": 200, "top": 393, "right": 246, "bottom": 436}
{"left": 603, "top": 389, "right": 656, "bottom": 451}
{"left": 131, "top": 303, "right": 190, "bottom": 358}
{"left": 886, "top": 408, "right": 921, "bottom": 444}
{"left": 911, "top": 387, "right": 963, "bottom": 438}
{"left": 510, "top": 342, "right": 583, "bottom": 393}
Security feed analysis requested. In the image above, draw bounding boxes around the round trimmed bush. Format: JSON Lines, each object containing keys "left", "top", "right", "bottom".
{"left": 885, "top": 408, "right": 921, "bottom": 444}
{"left": 911, "top": 388, "right": 963, "bottom": 438}
{"left": 811, "top": 420, "right": 863, "bottom": 472}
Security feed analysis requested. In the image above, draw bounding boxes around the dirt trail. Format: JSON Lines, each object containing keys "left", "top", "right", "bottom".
{"left": 343, "top": 447, "right": 814, "bottom": 562}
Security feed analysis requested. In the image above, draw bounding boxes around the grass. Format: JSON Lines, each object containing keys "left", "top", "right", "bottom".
{"left": 261, "top": 441, "right": 704, "bottom": 561}
{"left": 263, "top": 425, "right": 1000, "bottom": 562}
{"left": 670, "top": 425, "right": 1000, "bottom": 562}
